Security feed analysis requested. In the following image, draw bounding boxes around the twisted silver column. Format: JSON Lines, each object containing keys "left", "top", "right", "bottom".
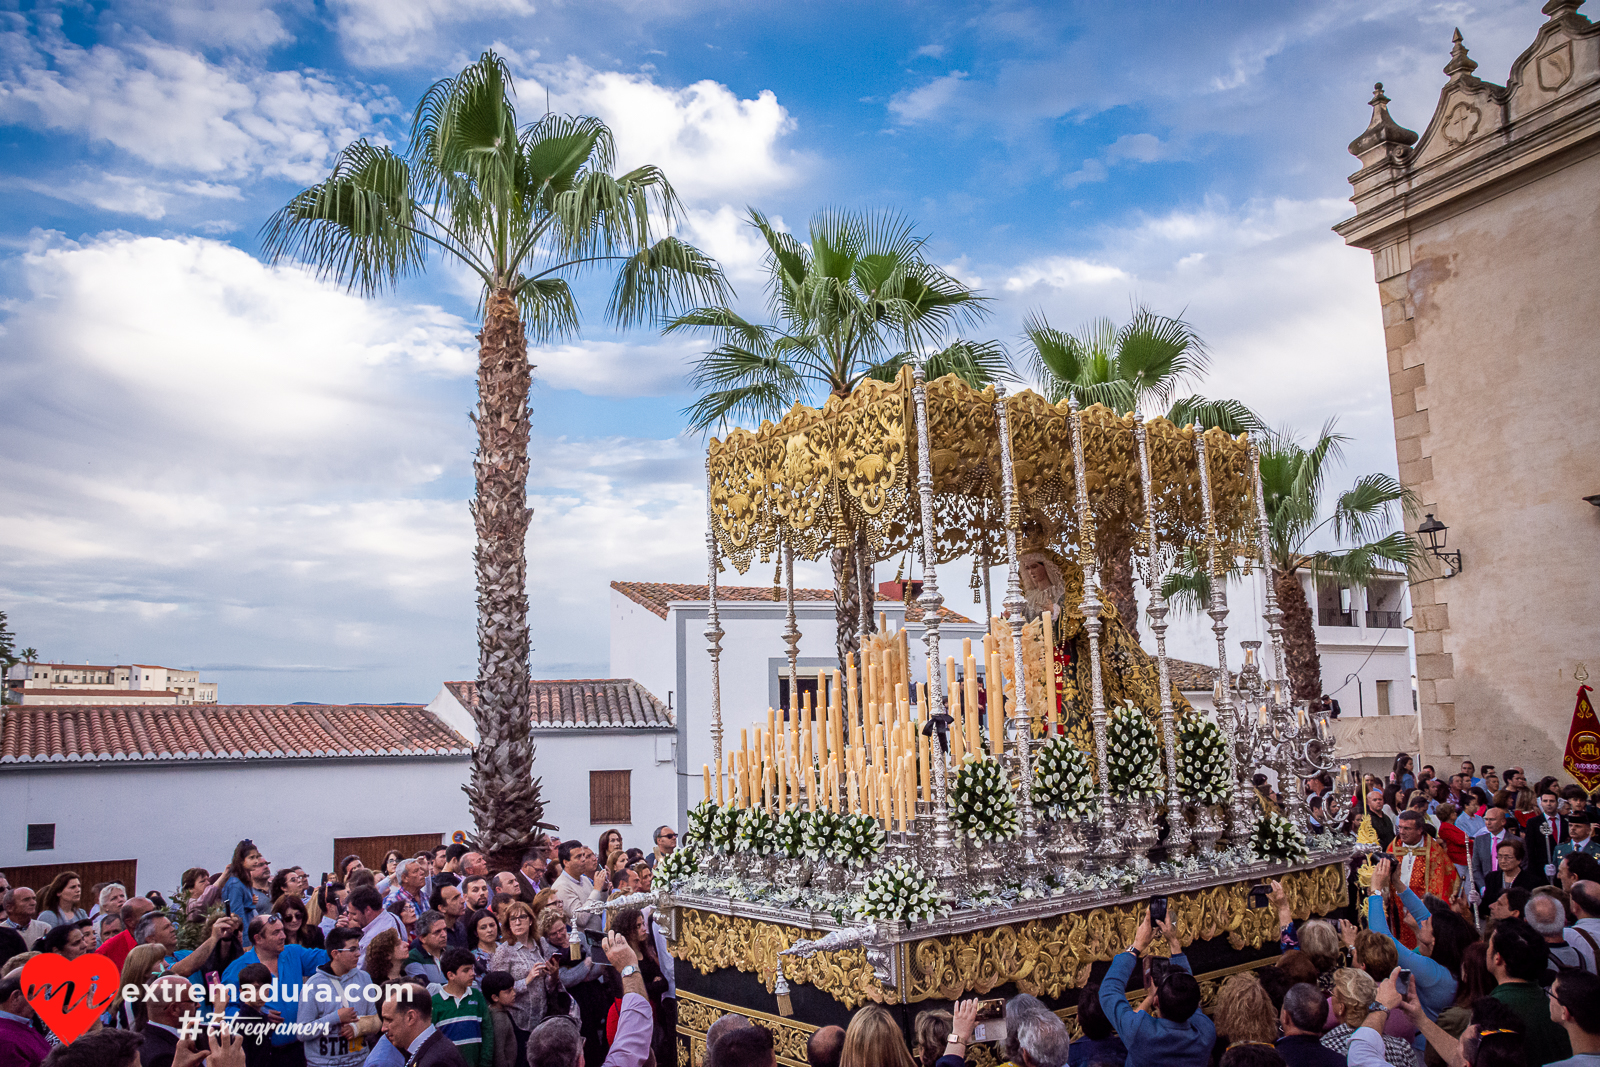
{"left": 1068, "top": 399, "right": 1118, "bottom": 858}
{"left": 1135, "top": 410, "right": 1187, "bottom": 850}
{"left": 706, "top": 460, "right": 726, "bottom": 776}
{"left": 995, "top": 384, "right": 1043, "bottom": 882}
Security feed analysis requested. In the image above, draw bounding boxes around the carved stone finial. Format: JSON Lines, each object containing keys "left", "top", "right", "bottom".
{"left": 1541, "top": 0, "right": 1584, "bottom": 21}
{"left": 1347, "top": 81, "right": 1419, "bottom": 158}
{"left": 1444, "top": 28, "right": 1479, "bottom": 79}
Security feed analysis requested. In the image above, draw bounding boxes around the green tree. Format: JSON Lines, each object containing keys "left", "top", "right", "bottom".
{"left": 0, "top": 611, "right": 15, "bottom": 704}
{"left": 263, "top": 51, "right": 728, "bottom": 866}
{"left": 1020, "top": 307, "right": 1264, "bottom": 633}
{"left": 1162, "top": 421, "right": 1414, "bottom": 701}
{"left": 673, "top": 207, "right": 1007, "bottom": 665}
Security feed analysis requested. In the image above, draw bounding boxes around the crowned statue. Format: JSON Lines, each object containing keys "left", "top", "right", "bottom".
{"left": 1017, "top": 544, "right": 1194, "bottom": 753}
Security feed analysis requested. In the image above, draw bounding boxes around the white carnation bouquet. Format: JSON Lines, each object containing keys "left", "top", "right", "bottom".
{"left": 1031, "top": 736, "right": 1097, "bottom": 821}
{"left": 1176, "top": 718, "right": 1232, "bottom": 805}
{"left": 736, "top": 806, "right": 777, "bottom": 854}
{"left": 1251, "top": 810, "right": 1310, "bottom": 863}
{"left": 1108, "top": 701, "right": 1164, "bottom": 799}
{"left": 859, "top": 859, "right": 944, "bottom": 924}
{"left": 829, "top": 812, "right": 887, "bottom": 868}
{"left": 950, "top": 756, "right": 1021, "bottom": 842}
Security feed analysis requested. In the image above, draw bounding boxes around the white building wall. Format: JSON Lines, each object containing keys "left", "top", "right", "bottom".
{"left": 425, "top": 685, "right": 677, "bottom": 853}
{"left": 609, "top": 593, "right": 676, "bottom": 710}
{"left": 0, "top": 758, "right": 472, "bottom": 895}
{"left": 666, "top": 597, "right": 987, "bottom": 828}
{"left": 1143, "top": 569, "right": 1416, "bottom": 719}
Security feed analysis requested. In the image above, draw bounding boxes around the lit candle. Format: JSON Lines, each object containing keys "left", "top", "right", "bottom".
{"left": 1258, "top": 704, "right": 1270, "bottom": 727}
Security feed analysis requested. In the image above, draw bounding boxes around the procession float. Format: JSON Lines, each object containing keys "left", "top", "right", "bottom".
{"left": 586, "top": 367, "right": 1364, "bottom": 1065}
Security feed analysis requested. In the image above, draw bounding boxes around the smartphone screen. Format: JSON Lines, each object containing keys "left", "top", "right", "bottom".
{"left": 588, "top": 940, "right": 612, "bottom": 966}
{"left": 1149, "top": 896, "right": 1168, "bottom": 923}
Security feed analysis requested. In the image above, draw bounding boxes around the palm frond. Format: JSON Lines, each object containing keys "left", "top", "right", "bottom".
{"left": 1114, "top": 304, "right": 1209, "bottom": 406}
{"left": 682, "top": 378, "right": 806, "bottom": 433}
{"left": 259, "top": 141, "right": 429, "bottom": 295}
{"left": 1165, "top": 395, "right": 1265, "bottom": 434}
{"left": 607, "top": 236, "right": 731, "bottom": 330}
{"left": 515, "top": 276, "right": 581, "bottom": 343}
{"left": 1332, "top": 473, "right": 1410, "bottom": 544}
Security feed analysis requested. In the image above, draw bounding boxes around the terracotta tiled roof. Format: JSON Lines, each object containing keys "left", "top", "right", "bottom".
{"left": 609, "top": 581, "right": 974, "bottom": 624}
{"left": 444, "top": 679, "right": 673, "bottom": 729}
{"left": 0, "top": 704, "right": 473, "bottom": 763}
{"left": 1165, "top": 658, "right": 1238, "bottom": 691}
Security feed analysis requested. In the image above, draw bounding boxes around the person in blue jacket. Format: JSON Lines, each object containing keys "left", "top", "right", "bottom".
{"left": 1365, "top": 857, "right": 1465, "bottom": 1020}
{"left": 222, "top": 913, "right": 330, "bottom": 1049}
{"left": 1099, "top": 906, "right": 1215, "bottom": 1067}
{"left": 222, "top": 839, "right": 274, "bottom": 928}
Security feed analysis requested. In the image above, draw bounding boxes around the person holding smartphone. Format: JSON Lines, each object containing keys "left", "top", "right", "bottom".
{"left": 1099, "top": 907, "right": 1213, "bottom": 1067}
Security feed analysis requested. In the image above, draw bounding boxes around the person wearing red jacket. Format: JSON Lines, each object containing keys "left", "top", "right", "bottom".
{"left": 1435, "top": 801, "right": 1470, "bottom": 884}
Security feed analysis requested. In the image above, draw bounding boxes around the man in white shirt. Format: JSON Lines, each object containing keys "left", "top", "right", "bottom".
{"left": 0, "top": 888, "right": 50, "bottom": 949}
{"left": 551, "top": 842, "right": 601, "bottom": 933}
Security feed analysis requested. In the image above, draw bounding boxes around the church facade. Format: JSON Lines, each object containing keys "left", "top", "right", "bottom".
{"left": 1334, "top": 2, "right": 1600, "bottom": 770}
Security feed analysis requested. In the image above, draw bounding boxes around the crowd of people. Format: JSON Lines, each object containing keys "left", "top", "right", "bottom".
{"left": 2, "top": 758, "right": 1599, "bottom": 1067}
{"left": 0, "top": 825, "right": 682, "bottom": 1067}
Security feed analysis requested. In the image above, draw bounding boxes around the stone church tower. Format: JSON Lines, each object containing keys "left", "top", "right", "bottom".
{"left": 1334, "top": 1, "right": 1600, "bottom": 772}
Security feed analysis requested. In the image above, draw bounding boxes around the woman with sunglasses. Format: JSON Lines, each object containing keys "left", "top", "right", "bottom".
{"left": 272, "top": 893, "right": 325, "bottom": 950}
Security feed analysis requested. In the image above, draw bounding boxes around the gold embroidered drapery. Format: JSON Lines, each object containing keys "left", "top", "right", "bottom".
{"left": 706, "top": 368, "right": 1258, "bottom": 574}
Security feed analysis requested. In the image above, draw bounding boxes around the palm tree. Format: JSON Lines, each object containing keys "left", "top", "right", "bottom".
{"left": 673, "top": 208, "right": 1006, "bottom": 665}
{"left": 263, "top": 52, "right": 728, "bottom": 867}
{"left": 1162, "top": 421, "right": 1415, "bottom": 701}
{"left": 1020, "top": 307, "right": 1263, "bottom": 633}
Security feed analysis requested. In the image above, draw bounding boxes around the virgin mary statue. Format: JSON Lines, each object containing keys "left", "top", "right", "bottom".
{"left": 1017, "top": 545, "right": 1192, "bottom": 752}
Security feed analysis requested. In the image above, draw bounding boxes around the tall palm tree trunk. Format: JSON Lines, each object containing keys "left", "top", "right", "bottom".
{"left": 466, "top": 288, "right": 543, "bottom": 866}
{"left": 833, "top": 546, "right": 859, "bottom": 668}
{"left": 1273, "top": 569, "right": 1322, "bottom": 702}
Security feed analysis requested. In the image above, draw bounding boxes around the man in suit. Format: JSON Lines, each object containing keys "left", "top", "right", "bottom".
{"left": 138, "top": 975, "right": 200, "bottom": 1067}
{"left": 1470, "top": 806, "right": 1515, "bottom": 898}
{"left": 1527, "top": 791, "right": 1568, "bottom": 881}
{"left": 381, "top": 977, "right": 467, "bottom": 1067}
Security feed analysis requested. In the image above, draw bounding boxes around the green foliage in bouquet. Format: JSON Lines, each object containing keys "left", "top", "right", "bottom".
{"left": 1250, "top": 810, "right": 1310, "bottom": 863}
{"left": 859, "top": 859, "right": 944, "bottom": 924}
{"left": 709, "top": 804, "right": 742, "bottom": 854}
{"left": 1031, "top": 736, "right": 1096, "bottom": 821}
{"left": 802, "top": 808, "right": 844, "bottom": 860}
{"left": 1176, "top": 718, "right": 1232, "bottom": 805}
{"left": 774, "top": 809, "right": 808, "bottom": 859}
{"left": 654, "top": 847, "right": 699, "bottom": 888}
{"left": 950, "top": 755, "right": 1020, "bottom": 842}
{"left": 829, "top": 812, "right": 887, "bottom": 868}
{"left": 684, "top": 800, "right": 718, "bottom": 850}
{"left": 1108, "top": 702, "right": 1164, "bottom": 798}
{"left": 736, "top": 806, "right": 777, "bottom": 854}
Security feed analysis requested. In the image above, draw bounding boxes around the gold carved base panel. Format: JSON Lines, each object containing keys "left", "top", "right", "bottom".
{"left": 670, "top": 861, "right": 1346, "bottom": 1009}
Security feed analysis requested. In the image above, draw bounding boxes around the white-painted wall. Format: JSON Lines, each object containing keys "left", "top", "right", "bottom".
{"left": 425, "top": 685, "right": 678, "bottom": 853}
{"left": 1140, "top": 569, "right": 1415, "bottom": 719}
{"left": 0, "top": 757, "right": 472, "bottom": 895}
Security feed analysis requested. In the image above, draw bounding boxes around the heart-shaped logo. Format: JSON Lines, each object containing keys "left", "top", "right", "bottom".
{"left": 21, "top": 953, "right": 120, "bottom": 1045}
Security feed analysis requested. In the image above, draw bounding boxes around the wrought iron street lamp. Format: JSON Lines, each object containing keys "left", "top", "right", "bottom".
{"left": 1416, "top": 513, "right": 1462, "bottom": 576}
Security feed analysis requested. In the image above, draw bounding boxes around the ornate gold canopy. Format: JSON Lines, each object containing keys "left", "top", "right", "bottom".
{"left": 706, "top": 366, "right": 1258, "bottom": 574}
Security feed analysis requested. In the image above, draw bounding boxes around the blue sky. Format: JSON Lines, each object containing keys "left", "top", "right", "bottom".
{"left": 0, "top": 0, "right": 1553, "bottom": 702}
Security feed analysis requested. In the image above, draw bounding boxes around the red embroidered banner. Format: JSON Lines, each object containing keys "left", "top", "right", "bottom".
{"left": 1564, "top": 685, "right": 1600, "bottom": 791}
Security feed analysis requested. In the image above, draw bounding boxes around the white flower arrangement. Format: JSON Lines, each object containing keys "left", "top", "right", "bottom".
{"left": 1108, "top": 701, "right": 1164, "bottom": 799}
{"left": 1250, "top": 810, "right": 1310, "bottom": 863}
{"left": 1031, "top": 736, "right": 1097, "bottom": 821}
{"left": 1176, "top": 718, "right": 1232, "bottom": 805}
{"left": 829, "top": 812, "right": 887, "bottom": 868}
{"left": 802, "top": 808, "right": 844, "bottom": 860}
{"left": 654, "top": 846, "right": 699, "bottom": 888}
{"left": 859, "top": 859, "right": 944, "bottom": 924}
{"left": 950, "top": 755, "right": 1021, "bottom": 842}
{"left": 774, "top": 809, "right": 808, "bottom": 859}
{"left": 709, "top": 804, "right": 743, "bottom": 855}
{"left": 684, "top": 799, "right": 719, "bottom": 850}
{"left": 736, "top": 806, "right": 777, "bottom": 854}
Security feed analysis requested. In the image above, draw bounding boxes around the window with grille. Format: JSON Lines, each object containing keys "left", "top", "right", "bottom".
{"left": 590, "top": 770, "right": 632, "bottom": 824}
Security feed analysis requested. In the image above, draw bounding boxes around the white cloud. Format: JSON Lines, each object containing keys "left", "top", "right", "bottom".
{"left": 1003, "top": 256, "right": 1128, "bottom": 291}
{"left": 541, "top": 59, "right": 799, "bottom": 204}
{"left": 7, "top": 173, "right": 243, "bottom": 220}
{"left": 532, "top": 337, "right": 702, "bottom": 398}
{"left": 1061, "top": 159, "right": 1108, "bottom": 189}
{"left": 888, "top": 71, "right": 968, "bottom": 124}
{"left": 1104, "top": 132, "right": 1170, "bottom": 164}
{"left": 0, "top": 26, "right": 393, "bottom": 181}
{"left": 114, "top": 0, "right": 300, "bottom": 52}
{"left": 994, "top": 196, "right": 1396, "bottom": 484}
{"left": 329, "top": 0, "right": 538, "bottom": 67}
{"left": 678, "top": 204, "right": 782, "bottom": 290}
